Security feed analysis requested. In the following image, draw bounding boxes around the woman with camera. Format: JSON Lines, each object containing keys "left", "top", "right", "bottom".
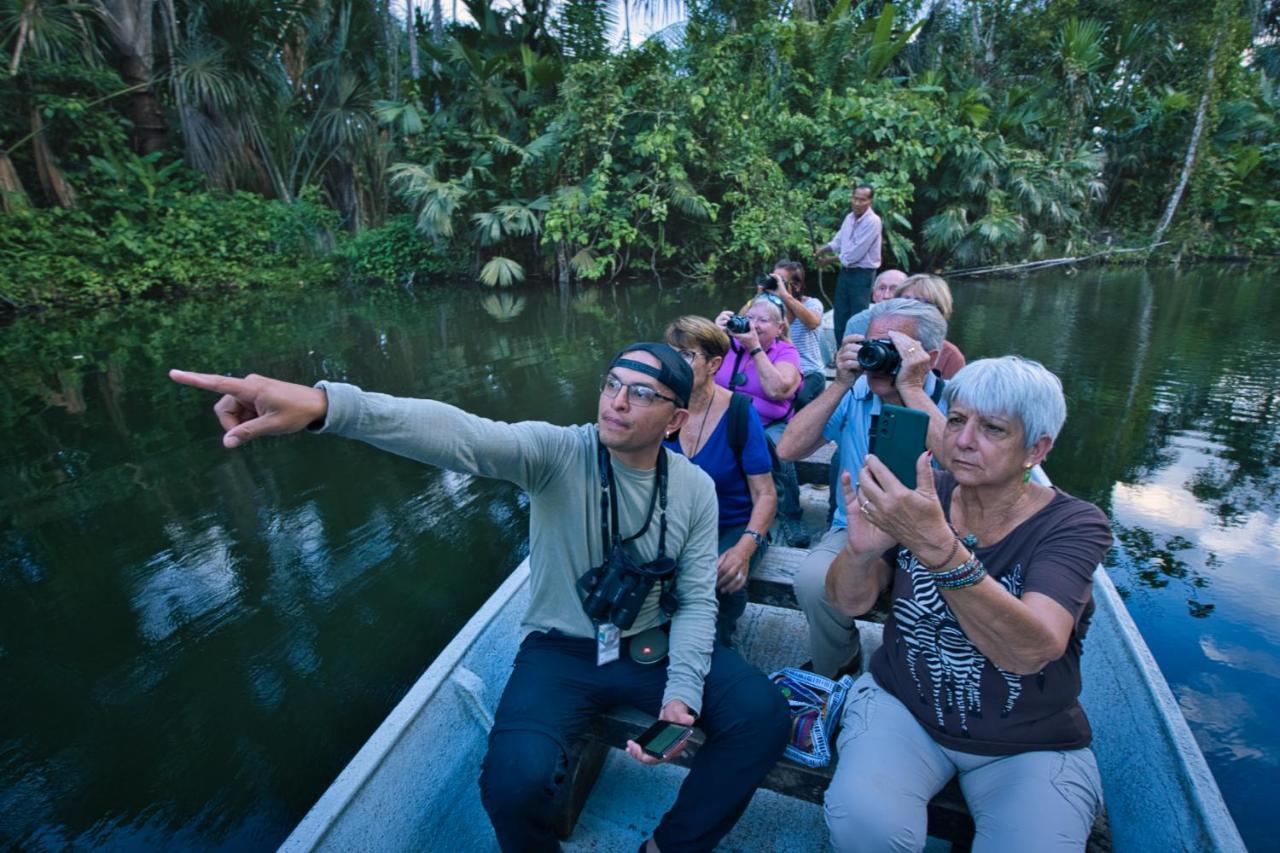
{"left": 765, "top": 261, "right": 826, "bottom": 410}
{"left": 822, "top": 356, "right": 1111, "bottom": 852}
{"left": 713, "top": 293, "right": 808, "bottom": 548}
{"left": 663, "top": 316, "right": 778, "bottom": 646}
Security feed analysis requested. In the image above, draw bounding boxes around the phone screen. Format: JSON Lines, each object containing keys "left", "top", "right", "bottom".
{"left": 636, "top": 721, "right": 691, "bottom": 757}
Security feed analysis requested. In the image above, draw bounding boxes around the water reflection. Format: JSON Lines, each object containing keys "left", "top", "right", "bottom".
{"left": 0, "top": 267, "right": 1277, "bottom": 850}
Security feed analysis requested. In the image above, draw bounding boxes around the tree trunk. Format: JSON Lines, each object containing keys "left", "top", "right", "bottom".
{"left": 0, "top": 152, "right": 31, "bottom": 212}
{"left": 383, "top": 0, "right": 398, "bottom": 96}
{"left": 31, "top": 108, "right": 78, "bottom": 208}
{"left": 9, "top": 2, "right": 31, "bottom": 75}
{"left": 96, "top": 0, "right": 168, "bottom": 154}
{"left": 556, "top": 239, "right": 571, "bottom": 296}
{"left": 407, "top": 1, "right": 420, "bottom": 80}
{"left": 1150, "top": 37, "right": 1220, "bottom": 248}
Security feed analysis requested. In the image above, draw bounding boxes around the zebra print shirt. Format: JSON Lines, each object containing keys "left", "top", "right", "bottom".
{"left": 869, "top": 471, "right": 1113, "bottom": 756}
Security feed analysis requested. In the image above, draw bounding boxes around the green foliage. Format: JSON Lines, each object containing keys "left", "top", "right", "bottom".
{"left": 333, "top": 214, "right": 462, "bottom": 283}
{"left": 3, "top": 0, "right": 1278, "bottom": 313}
{"left": 0, "top": 187, "right": 339, "bottom": 308}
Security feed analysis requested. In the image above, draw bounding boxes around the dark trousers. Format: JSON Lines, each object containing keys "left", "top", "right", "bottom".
{"left": 834, "top": 267, "right": 875, "bottom": 349}
{"left": 479, "top": 631, "right": 790, "bottom": 853}
{"left": 715, "top": 523, "right": 769, "bottom": 647}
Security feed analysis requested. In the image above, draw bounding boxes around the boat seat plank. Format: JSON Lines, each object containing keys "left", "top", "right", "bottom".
{"left": 794, "top": 441, "right": 835, "bottom": 486}
{"left": 749, "top": 544, "right": 887, "bottom": 623}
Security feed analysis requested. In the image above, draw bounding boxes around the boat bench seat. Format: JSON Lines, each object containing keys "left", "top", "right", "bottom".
{"left": 792, "top": 440, "right": 835, "bottom": 487}
{"left": 553, "top": 550, "right": 1112, "bottom": 851}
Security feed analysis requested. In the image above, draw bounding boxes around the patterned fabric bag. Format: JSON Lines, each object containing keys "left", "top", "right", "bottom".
{"left": 769, "top": 667, "right": 854, "bottom": 767}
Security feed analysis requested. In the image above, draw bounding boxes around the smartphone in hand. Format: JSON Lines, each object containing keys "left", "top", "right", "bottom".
{"left": 634, "top": 720, "right": 694, "bottom": 761}
{"left": 869, "top": 404, "right": 929, "bottom": 489}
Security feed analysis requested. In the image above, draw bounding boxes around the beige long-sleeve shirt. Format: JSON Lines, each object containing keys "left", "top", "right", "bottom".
{"left": 316, "top": 381, "right": 721, "bottom": 715}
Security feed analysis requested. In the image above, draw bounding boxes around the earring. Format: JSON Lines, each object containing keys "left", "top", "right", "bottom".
{"left": 1022, "top": 465, "right": 1033, "bottom": 483}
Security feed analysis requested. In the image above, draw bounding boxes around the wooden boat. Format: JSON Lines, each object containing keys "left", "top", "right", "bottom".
{"left": 279, "top": 450, "right": 1245, "bottom": 852}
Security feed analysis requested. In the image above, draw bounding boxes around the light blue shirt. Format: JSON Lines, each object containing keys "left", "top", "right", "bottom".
{"left": 824, "top": 372, "right": 947, "bottom": 530}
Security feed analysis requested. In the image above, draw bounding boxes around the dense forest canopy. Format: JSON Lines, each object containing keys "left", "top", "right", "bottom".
{"left": 1, "top": 0, "right": 1277, "bottom": 308}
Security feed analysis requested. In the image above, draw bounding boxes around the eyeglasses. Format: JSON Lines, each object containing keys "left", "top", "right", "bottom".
{"left": 676, "top": 349, "right": 702, "bottom": 365}
{"left": 601, "top": 374, "right": 679, "bottom": 407}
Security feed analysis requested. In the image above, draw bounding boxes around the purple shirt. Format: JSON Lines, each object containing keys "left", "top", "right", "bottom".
{"left": 827, "top": 208, "right": 882, "bottom": 269}
{"left": 714, "top": 339, "right": 802, "bottom": 425}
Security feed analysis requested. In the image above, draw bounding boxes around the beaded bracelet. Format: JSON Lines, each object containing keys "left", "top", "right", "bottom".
{"left": 920, "top": 537, "right": 962, "bottom": 573}
{"left": 933, "top": 555, "right": 988, "bottom": 590}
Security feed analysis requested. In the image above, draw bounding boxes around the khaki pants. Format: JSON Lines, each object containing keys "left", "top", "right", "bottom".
{"left": 826, "top": 673, "right": 1103, "bottom": 853}
{"left": 793, "top": 527, "right": 862, "bottom": 677}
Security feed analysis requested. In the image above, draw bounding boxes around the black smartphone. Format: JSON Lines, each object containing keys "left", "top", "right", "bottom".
{"left": 869, "top": 404, "right": 929, "bottom": 489}
{"left": 634, "top": 720, "right": 693, "bottom": 760}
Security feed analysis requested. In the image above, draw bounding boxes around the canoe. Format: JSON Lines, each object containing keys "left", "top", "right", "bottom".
{"left": 279, "top": 465, "right": 1245, "bottom": 852}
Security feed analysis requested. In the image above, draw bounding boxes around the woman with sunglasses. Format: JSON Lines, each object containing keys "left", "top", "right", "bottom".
{"left": 664, "top": 316, "right": 778, "bottom": 645}
{"left": 714, "top": 293, "right": 809, "bottom": 548}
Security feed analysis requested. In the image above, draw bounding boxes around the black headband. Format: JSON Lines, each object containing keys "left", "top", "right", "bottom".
{"left": 609, "top": 342, "right": 693, "bottom": 408}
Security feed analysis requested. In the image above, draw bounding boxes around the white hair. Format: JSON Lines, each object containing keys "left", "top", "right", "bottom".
{"left": 865, "top": 297, "right": 948, "bottom": 352}
{"left": 943, "top": 356, "right": 1067, "bottom": 449}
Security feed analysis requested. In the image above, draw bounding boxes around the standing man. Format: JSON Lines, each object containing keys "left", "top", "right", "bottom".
{"left": 169, "top": 344, "right": 790, "bottom": 853}
{"left": 814, "top": 184, "right": 882, "bottom": 348}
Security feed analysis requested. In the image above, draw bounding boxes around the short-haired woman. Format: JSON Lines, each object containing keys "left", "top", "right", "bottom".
{"left": 822, "top": 356, "right": 1111, "bottom": 852}
{"left": 664, "top": 316, "right": 778, "bottom": 645}
{"left": 895, "top": 274, "right": 966, "bottom": 380}
{"left": 714, "top": 293, "right": 808, "bottom": 548}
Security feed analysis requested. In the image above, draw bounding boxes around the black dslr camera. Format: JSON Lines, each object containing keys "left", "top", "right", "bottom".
{"left": 726, "top": 315, "right": 752, "bottom": 334}
{"left": 578, "top": 545, "right": 678, "bottom": 630}
{"left": 857, "top": 338, "right": 901, "bottom": 374}
{"left": 755, "top": 273, "right": 781, "bottom": 292}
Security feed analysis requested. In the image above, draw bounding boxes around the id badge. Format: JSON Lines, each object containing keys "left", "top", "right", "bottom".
{"left": 596, "top": 622, "right": 621, "bottom": 666}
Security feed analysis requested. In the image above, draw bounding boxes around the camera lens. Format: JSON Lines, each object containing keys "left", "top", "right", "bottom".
{"left": 726, "top": 315, "right": 751, "bottom": 334}
{"left": 857, "top": 339, "right": 902, "bottom": 374}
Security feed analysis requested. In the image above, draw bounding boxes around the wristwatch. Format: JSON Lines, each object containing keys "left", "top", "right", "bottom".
{"left": 743, "top": 529, "right": 767, "bottom": 548}
{"left": 749, "top": 346, "right": 764, "bottom": 357}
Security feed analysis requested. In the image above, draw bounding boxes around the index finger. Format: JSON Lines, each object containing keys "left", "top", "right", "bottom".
{"left": 169, "top": 369, "right": 248, "bottom": 396}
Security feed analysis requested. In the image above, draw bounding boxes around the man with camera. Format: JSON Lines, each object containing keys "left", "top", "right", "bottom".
{"left": 813, "top": 184, "right": 883, "bottom": 350}
{"left": 169, "top": 345, "right": 789, "bottom": 853}
{"left": 775, "top": 298, "right": 949, "bottom": 678}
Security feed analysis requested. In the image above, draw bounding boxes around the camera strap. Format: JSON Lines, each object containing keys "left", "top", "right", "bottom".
{"left": 596, "top": 439, "right": 668, "bottom": 558}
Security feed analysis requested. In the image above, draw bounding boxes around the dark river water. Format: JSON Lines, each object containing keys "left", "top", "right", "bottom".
{"left": 1, "top": 266, "right": 1277, "bottom": 850}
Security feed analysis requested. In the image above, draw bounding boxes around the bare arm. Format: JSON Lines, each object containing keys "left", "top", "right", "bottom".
{"left": 751, "top": 351, "right": 802, "bottom": 401}
{"left": 825, "top": 471, "right": 896, "bottom": 614}
{"left": 859, "top": 455, "right": 1076, "bottom": 675}
{"left": 716, "top": 472, "right": 777, "bottom": 594}
{"left": 776, "top": 334, "right": 864, "bottom": 460}
{"left": 782, "top": 291, "right": 822, "bottom": 330}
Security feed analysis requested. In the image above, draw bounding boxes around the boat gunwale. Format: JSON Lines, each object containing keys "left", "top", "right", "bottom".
{"left": 1087, "top": 565, "right": 1245, "bottom": 850}
{"left": 279, "top": 559, "right": 533, "bottom": 851}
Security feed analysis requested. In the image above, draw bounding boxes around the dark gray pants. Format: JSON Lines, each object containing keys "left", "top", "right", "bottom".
{"left": 834, "top": 267, "right": 875, "bottom": 352}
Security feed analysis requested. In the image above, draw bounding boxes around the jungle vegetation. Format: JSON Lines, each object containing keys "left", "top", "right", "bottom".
{"left": 1, "top": 0, "right": 1277, "bottom": 309}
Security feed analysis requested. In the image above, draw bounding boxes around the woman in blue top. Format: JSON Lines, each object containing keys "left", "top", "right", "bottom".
{"left": 664, "top": 316, "right": 778, "bottom": 646}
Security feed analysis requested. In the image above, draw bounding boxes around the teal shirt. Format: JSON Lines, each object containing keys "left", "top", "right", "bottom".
{"left": 316, "top": 382, "right": 721, "bottom": 715}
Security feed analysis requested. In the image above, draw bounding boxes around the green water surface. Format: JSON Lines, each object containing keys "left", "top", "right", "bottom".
{"left": 1, "top": 267, "right": 1276, "bottom": 849}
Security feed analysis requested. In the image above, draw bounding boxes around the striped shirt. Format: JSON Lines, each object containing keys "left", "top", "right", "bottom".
{"left": 790, "top": 296, "right": 826, "bottom": 374}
